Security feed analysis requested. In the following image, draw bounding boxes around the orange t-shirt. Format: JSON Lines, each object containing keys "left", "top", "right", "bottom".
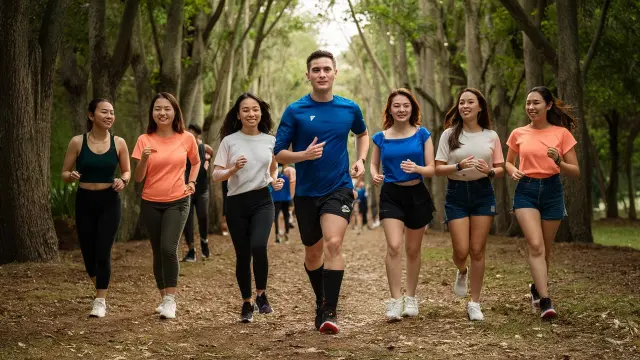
{"left": 132, "top": 132, "right": 200, "bottom": 202}
{"left": 506, "top": 125, "right": 577, "bottom": 179}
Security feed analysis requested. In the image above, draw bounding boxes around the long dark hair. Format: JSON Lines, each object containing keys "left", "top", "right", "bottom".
{"left": 219, "top": 93, "right": 273, "bottom": 139}
{"left": 147, "top": 92, "right": 185, "bottom": 134}
{"left": 527, "top": 86, "right": 577, "bottom": 130}
{"left": 382, "top": 88, "right": 421, "bottom": 130}
{"left": 443, "top": 88, "right": 491, "bottom": 151}
{"left": 86, "top": 98, "right": 113, "bottom": 132}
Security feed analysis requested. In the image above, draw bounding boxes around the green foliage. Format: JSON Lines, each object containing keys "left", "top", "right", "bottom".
{"left": 50, "top": 180, "right": 78, "bottom": 220}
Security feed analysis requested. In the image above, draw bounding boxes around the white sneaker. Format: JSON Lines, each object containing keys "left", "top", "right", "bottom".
{"left": 385, "top": 298, "right": 403, "bottom": 322}
{"left": 89, "top": 298, "right": 106, "bottom": 318}
{"left": 454, "top": 268, "right": 468, "bottom": 297}
{"left": 467, "top": 301, "right": 484, "bottom": 321}
{"left": 155, "top": 300, "right": 164, "bottom": 314}
{"left": 159, "top": 295, "right": 176, "bottom": 319}
{"left": 402, "top": 296, "right": 419, "bottom": 317}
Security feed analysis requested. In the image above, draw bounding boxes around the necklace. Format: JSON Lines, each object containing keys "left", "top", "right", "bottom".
{"left": 88, "top": 131, "right": 109, "bottom": 144}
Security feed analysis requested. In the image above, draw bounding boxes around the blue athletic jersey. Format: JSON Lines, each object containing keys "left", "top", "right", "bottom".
{"left": 356, "top": 186, "right": 367, "bottom": 200}
{"left": 271, "top": 173, "right": 291, "bottom": 202}
{"left": 274, "top": 94, "right": 367, "bottom": 197}
{"left": 372, "top": 127, "right": 431, "bottom": 183}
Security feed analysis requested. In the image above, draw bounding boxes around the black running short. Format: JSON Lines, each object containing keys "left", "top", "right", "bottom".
{"left": 379, "top": 182, "right": 435, "bottom": 229}
{"left": 293, "top": 187, "right": 355, "bottom": 246}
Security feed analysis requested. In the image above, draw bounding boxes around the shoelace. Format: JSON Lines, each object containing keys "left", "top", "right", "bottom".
{"left": 405, "top": 297, "right": 417, "bottom": 309}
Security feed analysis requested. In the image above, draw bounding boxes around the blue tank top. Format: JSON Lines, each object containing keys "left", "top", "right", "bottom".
{"left": 271, "top": 173, "right": 291, "bottom": 202}
{"left": 372, "top": 127, "right": 431, "bottom": 183}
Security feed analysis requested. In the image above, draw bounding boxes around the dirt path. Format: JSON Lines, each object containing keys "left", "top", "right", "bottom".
{"left": 1, "top": 225, "right": 639, "bottom": 359}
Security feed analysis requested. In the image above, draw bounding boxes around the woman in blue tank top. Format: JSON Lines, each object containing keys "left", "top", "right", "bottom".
{"left": 61, "top": 98, "right": 131, "bottom": 318}
{"left": 370, "top": 88, "right": 436, "bottom": 322}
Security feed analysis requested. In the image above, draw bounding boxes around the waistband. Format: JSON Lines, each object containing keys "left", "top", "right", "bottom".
{"left": 447, "top": 177, "right": 492, "bottom": 185}
{"left": 383, "top": 181, "right": 425, "bottom": 190}
{"left": 227, "top": 186, "right": 271, "bottom": 199}
{"left": 77, "top": 187, "right": 118, "bottom": 194}
{"left": 519, "top": 174, "right": 560, "bottom": 183}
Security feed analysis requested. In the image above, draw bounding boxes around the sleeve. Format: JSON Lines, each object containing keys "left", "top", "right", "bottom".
{"left": 420, "top": 126, "right": 432, "bottom": 142}
{"left": 560, "top": 128, "right": 578, "bottom": 156}
{"left": 372, "top": 131, "right": 384, "bottom": 147}
{"left": 435, "top": 129, "right": 450, "bottom": 162}
{"left": 274, "top": 106, "right": 295, "bottom": 155}
{"left": 492, "top": 132, "right": 505, "bottom": 164}
{"left": 213, "top": 138, "right": 229, "bottom": 168}
{"left": 185, "top": 133, "right": 200, "bottom": 165}
{"left": 131, "top": 135, "right": 146, "bottom": 160}
{"left": 350, "top": 103, "right": 367, "bottom": 135}
{"left": 506, "top": 129, "right": 520, "bottom": 153}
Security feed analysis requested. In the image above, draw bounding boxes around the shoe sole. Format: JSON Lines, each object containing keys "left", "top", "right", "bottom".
{"left": 240, "top": 317, "right": 254, "bottom": 323}
{"left": 453, "top": 288, "right": 467, "bottom": 297}
{"left": 89, "top": 313, "right": 104, "bottom": 318}
{"left": 319, "top": 321, "right": 339, "bottom": 334}
{"left": 160, "top": 314, "right": 175, "bottom": 319}
{"left": 540, "top": 309, "right": 557, "bottom": 319}
{"left": 386, "top": 316, "right": 402, "bottom": 323}
{"left": 401, "top": 312, "right": 418, "bottom": 318}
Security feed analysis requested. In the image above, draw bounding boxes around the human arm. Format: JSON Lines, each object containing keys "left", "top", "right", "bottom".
{"left": 350, "top": 130, "right": 369, "bottom": 177}
{"left": 112, "top": 137, "right": 131, "bottom": 191}
{"left": 505, "top": 148, "right": 525, "bottom": 181}
{"left": 369, "top": 143, "right": 385, "bottom": 185}
{"left": 61, "top": 136, "right": 82, "bottom": 183}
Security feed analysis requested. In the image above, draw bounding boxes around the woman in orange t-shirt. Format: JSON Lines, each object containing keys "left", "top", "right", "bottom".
{"left": 132, "top": 92, "right": 200, "bottom": 320}
{"left": 505, "top": 86, "right": 580, "bottom": 319}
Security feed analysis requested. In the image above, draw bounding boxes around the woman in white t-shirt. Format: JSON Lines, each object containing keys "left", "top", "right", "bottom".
{"left": 212, "top": 93, "right": 284, "bottom": 323}
{"left": 435, "top": 88, "right": 504, "bottom": 321}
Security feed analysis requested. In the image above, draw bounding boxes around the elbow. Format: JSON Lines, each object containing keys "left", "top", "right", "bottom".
{"left": 434, "top": 166, "right": 445, "bottom": 177}
{"left": 572, "top": 166, "right": 581, "bottom": 178}
{"left": 424, "top": 166, "right": 436, "bottom": 178}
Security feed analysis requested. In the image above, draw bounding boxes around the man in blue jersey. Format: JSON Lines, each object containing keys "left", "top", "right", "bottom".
{"left": 274, "top": 50, "right": 369, "bottom": 334}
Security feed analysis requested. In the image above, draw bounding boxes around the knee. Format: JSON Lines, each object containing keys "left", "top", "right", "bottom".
{"left": 323, "top": 237, "right": 343, "bottom": 258}
{"left": 405, "top": 246, "right": 421, "bottom": 261}
{"left": 251, "top": 243, "right": 267, "bottom": 256}
{"left": 452, "top": 248, "right": 468, "bottom": 263}
{"left": 305, "top": 245, "right": 323, "bottom": 262}
{"left": 469, "top": 246, "right": 485, "bottom": 261}
{"left": 528, "top": 241, "right": 545, "bottom": 258}
{"left": 387, "top": 244, "right": 402, "bottom": 258}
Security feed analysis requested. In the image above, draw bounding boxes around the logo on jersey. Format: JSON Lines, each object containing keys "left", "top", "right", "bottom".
{"left": 341, "top": 205, "right": 351, "bottom": 213}
{"left": 310, "top": 115, "right": 316, "bottom": 121}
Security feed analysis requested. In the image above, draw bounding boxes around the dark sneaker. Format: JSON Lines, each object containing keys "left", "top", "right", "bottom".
{"left": 201, "top": 240, "right": 210, "bottom": 259}
{"left": 530, "top": 283, "right": 541, "bottom": 307}
{"left": 240, "top": 302, "right": 254, "bottom": 323}
{"left": 182, "top": 249, "right": 196, "bottom": 262}
{"left": 275, "top": 236, "right": 281, "bottom": 244}
{"left": 255, "top": 293, "right": 273, "bottom": 314}
{"left": 540, "top": 297, "right": 557, "bottom": 319}
{"left": 319, "top": 307, "right": 339, "bottom": 334}
{"left": 314, "top": 301, "right": 323, "bottom": 330}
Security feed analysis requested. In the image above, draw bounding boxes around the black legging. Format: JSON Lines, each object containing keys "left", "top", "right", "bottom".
{"left": 226, "top": 187, "right": 274, "bottom": 299}
{"left": 273, "top": 201, "right": 291, "bottom": 235}
{"left": 183, "top": 190, "right": 209, "bottom": 246}
{"left": 75, "top": 188, "right": 121, "bottom": 289}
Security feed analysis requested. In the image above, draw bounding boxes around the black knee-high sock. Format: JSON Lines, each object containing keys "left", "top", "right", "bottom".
{"left": 305, "top": 263, "right": 324, "bottom": 306}
{"left": 323, "top": 269, "right": 344, "bottom": 311}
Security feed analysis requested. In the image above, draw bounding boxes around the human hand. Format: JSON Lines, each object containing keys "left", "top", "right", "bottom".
{"left": 304, "top": 137, "right": 325, "bottom": 161}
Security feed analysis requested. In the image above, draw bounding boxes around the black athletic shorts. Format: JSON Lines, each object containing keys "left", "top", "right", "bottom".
{"left": 293, "top": 187, "right": 355, "bottom": 246}
{"left": 379, "top": 182, "right": 435, "bottom": 229}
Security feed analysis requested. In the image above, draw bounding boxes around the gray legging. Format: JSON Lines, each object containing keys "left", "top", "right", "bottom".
{"left": 141, "top": 196, "right": 190, "bottom": 289}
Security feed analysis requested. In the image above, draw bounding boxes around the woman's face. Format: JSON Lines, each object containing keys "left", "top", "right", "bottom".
{"left": 526, "top": 91, "right": 551, "bottom": 122}
{"left": 153, "top": 98, "right": 175, "bottom": 127}
{"left": 89, "top": 101, "right": 115, "bottom": 130}
{"left": 458, "top": 91, "right": 481, "bottom": 122}
{"left": 238, "top": 98, "right": 261, "bottom": 129}
{"left": 390, "top": 94, "right": 412, "bottom": 124}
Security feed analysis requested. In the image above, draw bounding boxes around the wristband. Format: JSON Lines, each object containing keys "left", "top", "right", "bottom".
{"left": 488, "top": 169, "right": 495, "bottom": 178}
{"left": 456, "top": 163, "right": 462, "bottom": 172}
{"left": 555, "top": 156, "right": 562, "bottom": 166}
{"left": 119, "top": 177, "right": 128, "bottom": 185}
{"left": 359, "top": 158, "right": 366, "bottom": 165}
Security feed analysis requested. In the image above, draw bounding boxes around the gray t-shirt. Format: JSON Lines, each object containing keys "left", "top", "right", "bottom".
{"left": 213, "top": 131, "right": 275, "bottom": 196}
{"left": 435, "top": 127, "right": 504, "bottom": 181}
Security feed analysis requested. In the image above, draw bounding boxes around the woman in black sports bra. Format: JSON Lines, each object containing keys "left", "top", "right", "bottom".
{"left": 61, "top": 98, "right": 131, "bottom": 318}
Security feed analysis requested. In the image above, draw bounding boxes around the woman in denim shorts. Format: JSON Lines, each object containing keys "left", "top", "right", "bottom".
{"left": 370, "top": 88, "right": 436, "bottom": 322}
{"left": 435, "top": 88, "right": 504, "bottom": 321}
{"left": 505, "top": 86, "right": 581, "bottom": 319}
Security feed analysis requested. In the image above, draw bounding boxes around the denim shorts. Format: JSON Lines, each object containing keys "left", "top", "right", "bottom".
{"left": 512, "top": 174, "right": 566, "bottom": 220}
{"left": 444, "top": 177, "right": 496, "bottom": 223}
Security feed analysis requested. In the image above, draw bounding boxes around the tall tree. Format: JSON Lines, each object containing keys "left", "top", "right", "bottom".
{"left": 464, "top": 0, "right": 482, "bottom": 88}
{"left": 0, "top": 0, "right": 69, "bottom": 263}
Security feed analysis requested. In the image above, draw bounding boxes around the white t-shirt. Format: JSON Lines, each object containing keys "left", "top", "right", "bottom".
{"left": 213, "top": 131, "right": 275, "bottom": 196}
{"left": 435, "top": 127, "right": 504, "bottom": 181}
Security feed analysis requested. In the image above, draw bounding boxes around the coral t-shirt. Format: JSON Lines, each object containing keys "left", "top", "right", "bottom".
{"left": 132, "top": 132, "right": 200, "bottom": 202}
{"left": 506, "top": 125, "right": 577, "bottom": 179}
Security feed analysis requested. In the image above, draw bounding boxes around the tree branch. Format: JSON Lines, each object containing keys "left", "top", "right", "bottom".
{"left": 498, "top": 0, "right": 558, "bottom": 72}
{"left": 111, "top": 0, "right": 142, "bottom": 82}
{"left": 414, "top": 87, "right": 444, "bottom": 119}
{"left": 347, "top": 0, "right": 392, "bottom": 93}
{"left": 146, "top": 0, "right": 163, "bottom": 67}
{"left": 203, "top": 0, "right": 226, "bottom": 43}
{"left": 234, "top": 0, "right": 265, "bottom": 53}
{"left": 509, "top": 69, "right": 525, "bottom": 108}
{"left": 582, "top": 0, "right": 611, "bottom": 81}
{"left": 263, "top": 0, "right": 294, "bottom": 39}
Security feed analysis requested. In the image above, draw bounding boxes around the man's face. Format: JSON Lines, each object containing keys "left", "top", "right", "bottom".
{"left": 306, "top": 57, "right": 337, "bottom": 93}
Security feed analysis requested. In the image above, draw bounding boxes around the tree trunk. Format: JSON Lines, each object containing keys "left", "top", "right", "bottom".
{"left": 180, "top": 11, "right": 206, "bottom": 125}
{"left": 396, "top": 29, "right": 410, "bottom": 89}
{"left": 59, "top": 45, "right": 89, "bottom": 135}
{"left": 555, "top": 0, "right": 593, "bottom": 243}
{"left": 605, "top": 111, "right": 619, "bottom": 218}
{"left": 464, "top": 0, "right": 482, "bottom": 88}
{"left": 624, "top": 119, "right": 640, "bottom": 220}
{"left": 0, "top": 0, "right": 69, "bottom": 263}
{"left": 157, "top": 0, "right": 184, "bottom": 94}
{"left": 520, "top": 0, "right": 544, "bottom": 92}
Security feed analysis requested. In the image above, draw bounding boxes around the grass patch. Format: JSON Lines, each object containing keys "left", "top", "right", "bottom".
{"left": 593, "top": 221, "right": 640, "bottom": 249}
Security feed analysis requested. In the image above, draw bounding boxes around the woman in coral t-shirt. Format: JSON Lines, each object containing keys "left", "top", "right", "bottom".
{"left": 505, "top": 86, "right": 580, "bottom": 319}
{"left": 132, "top": 92, "right": 200, "bottom": 320}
